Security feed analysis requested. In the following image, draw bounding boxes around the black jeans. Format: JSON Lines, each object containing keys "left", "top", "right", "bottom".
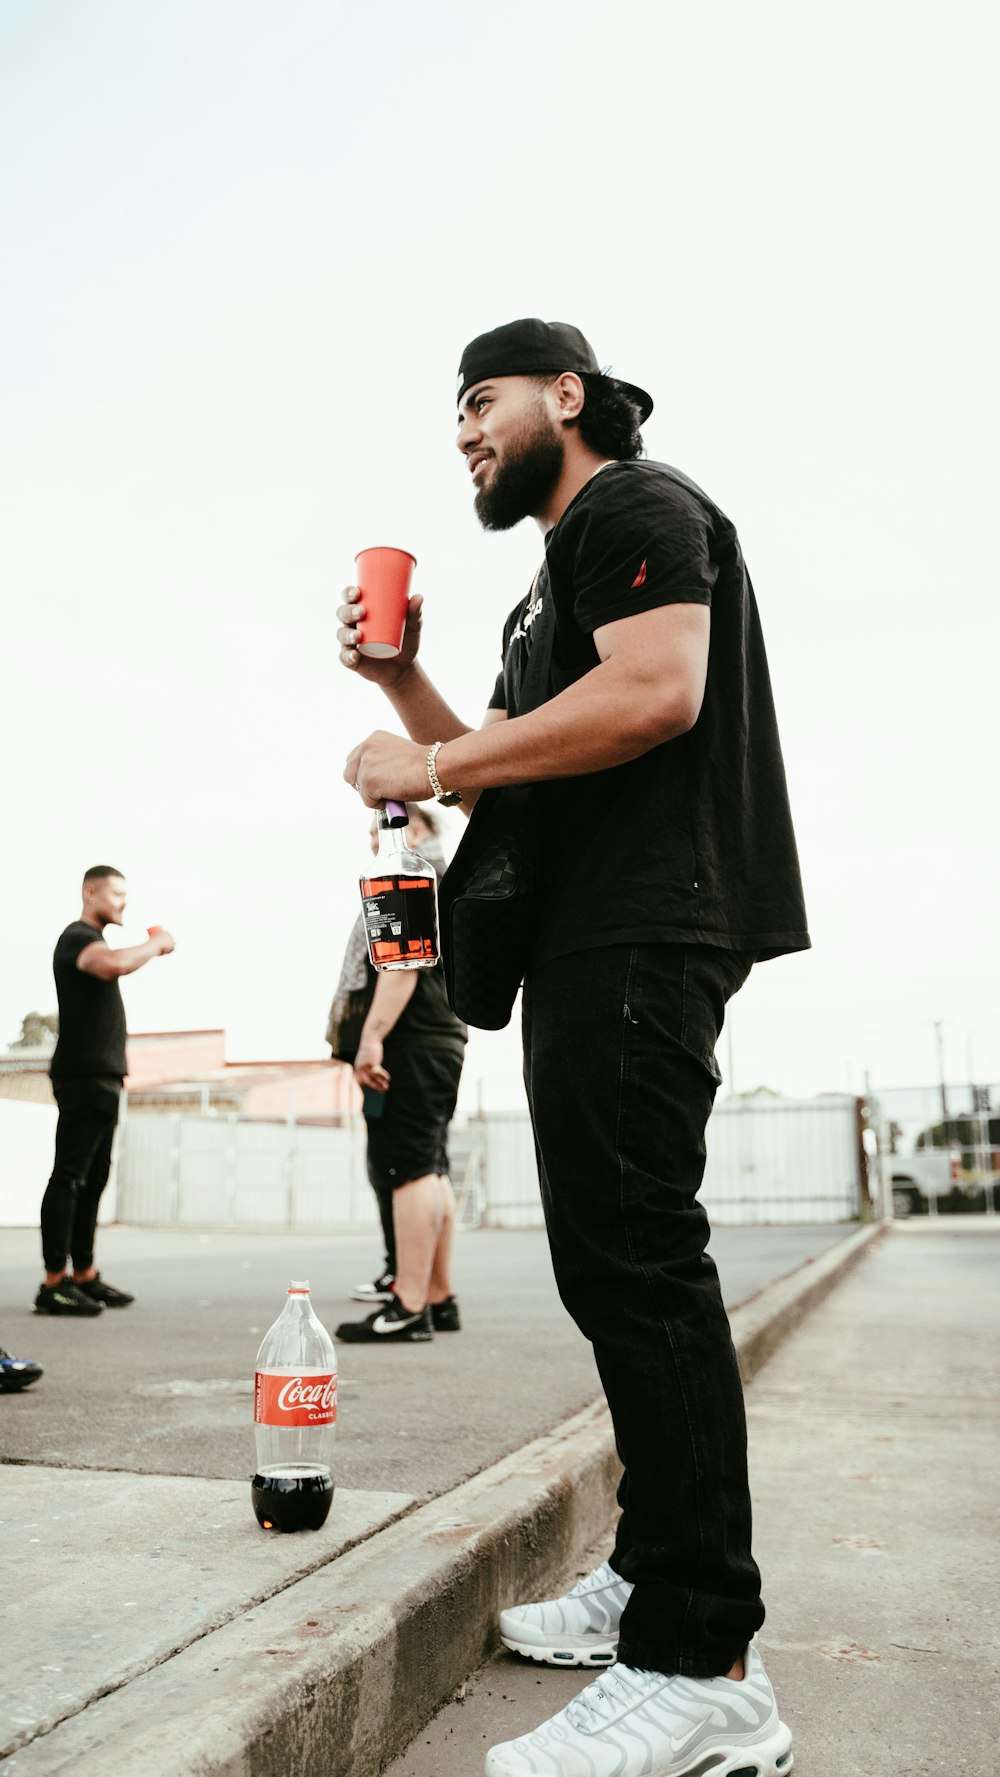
{"left": 522, "top": 943, "right": 762, "bottom": 1678}
{"left": 41, "top": 1076, "right": 122, "bottom": 1274}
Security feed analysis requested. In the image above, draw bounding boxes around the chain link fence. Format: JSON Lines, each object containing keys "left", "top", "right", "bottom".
{"left": 868, "top": 1082, "right": 999, "bottom": 1216}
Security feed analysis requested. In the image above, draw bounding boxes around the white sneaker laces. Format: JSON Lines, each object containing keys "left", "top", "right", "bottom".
{"left": 567, "top": 1561, "right": 619, "bottom": 1598}
{"left": 565, "top": 1666, "right": 649, "bottom": 1730}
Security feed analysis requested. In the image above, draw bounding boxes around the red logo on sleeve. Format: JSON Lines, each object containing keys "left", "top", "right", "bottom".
{"left": 631, "top": 559, "right": 647, "bottom": 588}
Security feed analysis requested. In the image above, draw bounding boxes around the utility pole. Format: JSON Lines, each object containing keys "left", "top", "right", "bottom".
{"left": 967, "top": 1028, "right": 995, "bottom": 1215}
{"left": 934, "top": 1020, "right": 949, "bottom": 1127}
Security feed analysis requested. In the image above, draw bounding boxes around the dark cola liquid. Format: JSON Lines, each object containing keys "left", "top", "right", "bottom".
{"left": 359, "top": 872, "right": 440, "bottom": 969}
{"left": 251, "top": 1469, "right": 334, "bottom": 1532}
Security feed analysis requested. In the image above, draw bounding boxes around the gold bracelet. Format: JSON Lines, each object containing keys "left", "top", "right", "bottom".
{"left": 426, "top": 741, "right": 463, "bottom": 807}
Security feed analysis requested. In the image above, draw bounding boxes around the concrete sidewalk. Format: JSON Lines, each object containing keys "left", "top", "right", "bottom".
{"left": 384, "top": 1220, "right": 1000, "bottom": 1777}
{"left": 0, "top": 1222, "right": 883, "bottom": 1775}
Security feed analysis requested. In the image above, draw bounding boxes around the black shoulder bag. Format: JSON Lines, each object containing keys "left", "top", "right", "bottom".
{"left": 437, "top": 573, "right": 555, "bottom": 1030}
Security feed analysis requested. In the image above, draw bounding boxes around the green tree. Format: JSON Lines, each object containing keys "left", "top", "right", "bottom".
{"left": 9, "top": 1011, "right": 59, "bottom": 1050}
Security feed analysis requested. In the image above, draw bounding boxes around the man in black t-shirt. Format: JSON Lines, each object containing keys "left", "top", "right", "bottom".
{"left": 338, "top": 320, "right": 807, "bottom": 1777}
{"left": 36, "top": 865, "right": 175, "bottom": 1317}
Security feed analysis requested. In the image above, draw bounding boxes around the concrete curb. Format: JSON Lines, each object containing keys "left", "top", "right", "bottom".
{"left": 1, "top": 1223, "right": 885, "bottom": 1777}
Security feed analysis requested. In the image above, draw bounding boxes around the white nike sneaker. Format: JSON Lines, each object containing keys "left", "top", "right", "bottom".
{"left": 484, "top": 1642, "right": 793, "bottom": 1777}
{"left": 499, "top": 1560, "right": 633, "bottom": 1668}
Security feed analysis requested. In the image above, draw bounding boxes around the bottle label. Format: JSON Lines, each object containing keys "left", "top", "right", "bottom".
{"left": 254, "top": 1371, "right": 338, "bottom": 1426}
{"left": 360, "top": 875, "right": 439, "bottom": 965}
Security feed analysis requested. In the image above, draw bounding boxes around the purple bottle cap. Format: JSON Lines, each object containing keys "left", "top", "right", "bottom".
{"left": 384, "top": 800, "right": 408, "bottom": 827}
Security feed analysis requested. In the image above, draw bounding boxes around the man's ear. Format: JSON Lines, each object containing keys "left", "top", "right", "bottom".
{"left": 550, "top": 372, "right": 586, "bottom": 423}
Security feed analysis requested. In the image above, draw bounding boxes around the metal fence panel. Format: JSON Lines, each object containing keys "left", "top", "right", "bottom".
{"left": 288, "top": 1121, "right": 372, "bottom": 1226}
{"left": 116, "top": 1115, "right": 379, "bottom": 1231}
{"left": 114, "top": 1094, "right": 864, "bottom": 1233}
{"left": 701, "top": 1095, "right": 861, "bottom": 1223}
{"left": 177, "top": 1118, "right": 234, "bottom": 1224}
{"left": 481, "top": 1114, "right": 543, "bottom": 1227}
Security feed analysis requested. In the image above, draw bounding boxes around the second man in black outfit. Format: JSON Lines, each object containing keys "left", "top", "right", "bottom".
{"left": 36, "top": 865, "right": 175, "bottom": 1317}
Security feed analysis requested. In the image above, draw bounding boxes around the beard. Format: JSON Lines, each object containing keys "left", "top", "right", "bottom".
{"left": 474, "top": 407, "right": 565, "bottom": 532}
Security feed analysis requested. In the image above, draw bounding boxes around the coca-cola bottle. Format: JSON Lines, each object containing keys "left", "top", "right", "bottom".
{"left": 360, "top": 799, "right": 440, "bottom": 971}
{"left": 251, "top": 1280, "right": 337, "bottom": 1532}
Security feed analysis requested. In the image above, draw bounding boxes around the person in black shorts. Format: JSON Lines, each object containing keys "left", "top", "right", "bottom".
{"left": 333, "top": 808, "right": 467, "bottom": 1344}
{"left": 36, "top": 865, "right": 175, "bottom": 1317}
{"left": 338, "top": 319, "right": 809, "bottom": 1776}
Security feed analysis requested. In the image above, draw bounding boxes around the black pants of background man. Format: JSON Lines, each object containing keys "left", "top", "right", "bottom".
{"left": 366, "top": 1154, "right": 397, "bottom": 1278}
{"left": 41, "top": 1076, "right": 122, "bottom": 1275}
{"left": 522, "top": 941, "right": 762, "bottom": 1680}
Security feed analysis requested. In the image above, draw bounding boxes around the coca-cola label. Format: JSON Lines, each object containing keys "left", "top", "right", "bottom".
{"left": 254, "top": 1371, "right": 338, "bottom": 1426}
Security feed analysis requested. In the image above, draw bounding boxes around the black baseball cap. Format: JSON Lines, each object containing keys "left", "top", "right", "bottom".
{"left": 457, "top": 318, "right": 654, "bottom": 424}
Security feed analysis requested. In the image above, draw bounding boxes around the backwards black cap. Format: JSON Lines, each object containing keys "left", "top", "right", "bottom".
{"left": 456, "top": 318, "right": 654, "bottom": 424}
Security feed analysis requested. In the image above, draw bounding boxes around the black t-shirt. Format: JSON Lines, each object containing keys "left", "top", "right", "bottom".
{"left": 487, "top": 459, "right": 810, "bottom": 963}
{"left": 383, "top": 961, "right": 468, "bottom": 1060}
{"left": 50, "top": 922, "right": 127, "bottom": 1079}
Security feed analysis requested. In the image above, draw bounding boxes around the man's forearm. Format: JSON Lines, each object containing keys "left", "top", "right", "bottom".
{"left": 381, "top": 662, "right": 473, "bottom": 747}
{"left": 360, "top": 971, "right": 419, "bottom": 1043}
{"left": 85, "top": 939, "right": 160, "bottom": 981}
{"left": 114, "top": 943, "right": 158, "bottom": 977}
{"left": 433, "top": 655, "right": 696, "bottom": 791}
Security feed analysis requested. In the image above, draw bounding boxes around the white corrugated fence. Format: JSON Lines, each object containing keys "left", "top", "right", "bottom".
{"left": 109, "top": 1093, "right": 863, "bottom": 1231}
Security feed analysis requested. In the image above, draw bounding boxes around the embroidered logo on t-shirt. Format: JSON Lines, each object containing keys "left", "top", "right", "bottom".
{"left": 508, "top": 595, "right": 545, "bottom": 649}
{"left": 631, "top": 559, "right": 647, "bottom": 588}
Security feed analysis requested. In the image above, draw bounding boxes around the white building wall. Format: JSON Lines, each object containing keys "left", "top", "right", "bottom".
{"left": 0, "top": 1098, "right": 122, "bottom": 1228}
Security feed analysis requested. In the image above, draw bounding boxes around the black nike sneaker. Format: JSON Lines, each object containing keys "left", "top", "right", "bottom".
{"left": 74, "top": 1273, "right": 135, "bottom": 1308}
{"left": 335, "top": 1293, "right": 433, "bottom": 1342}
{"left": 34, "top": 1279, "right": 103, "bottom": 1316}
{"left": 430, "top": 1296, "right": 461, "bottom": 1332}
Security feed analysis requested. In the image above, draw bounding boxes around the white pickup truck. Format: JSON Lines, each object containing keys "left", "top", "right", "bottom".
{"left": 891, "top": 1149, "right": 956, "bottom": 1215}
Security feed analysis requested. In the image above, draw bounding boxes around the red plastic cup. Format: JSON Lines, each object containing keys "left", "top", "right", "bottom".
{"left": 354, "top": 547, "right": 416, "bottom": 659}
{"left": 147, "top": 925, "right": 162, "bottom": 937}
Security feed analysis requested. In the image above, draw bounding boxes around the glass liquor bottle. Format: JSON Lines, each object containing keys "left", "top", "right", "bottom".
{"left": 359, "top": 800, "right": 440, "bottom": 971}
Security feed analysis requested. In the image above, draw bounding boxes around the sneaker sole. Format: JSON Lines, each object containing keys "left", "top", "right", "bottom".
{"left": 336, "top": 1320, "right": 434, "bottom": 1342}
{"left": 499, "top": 1630, "right": 618, "bottom": 1668}
{"left": 704, "top": 1723, "right": 794, "bottom": 1777}
{"left": 0, "top": 1374, "right": 42, "bottom": 1391}
{"left": 33, "top": 1302, "right": 103, "bottom": 1316}
{"left": 485, "top": 1721, "right": 793, "bottom": 1776}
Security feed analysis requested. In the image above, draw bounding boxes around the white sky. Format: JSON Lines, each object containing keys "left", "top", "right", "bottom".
{"left": 1, "top": 0, "right": 998, "bottom": 1109}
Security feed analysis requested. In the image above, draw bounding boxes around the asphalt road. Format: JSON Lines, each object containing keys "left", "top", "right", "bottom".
{"left": 0, "top": 1223, "right": 851, "bottom": 1496}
